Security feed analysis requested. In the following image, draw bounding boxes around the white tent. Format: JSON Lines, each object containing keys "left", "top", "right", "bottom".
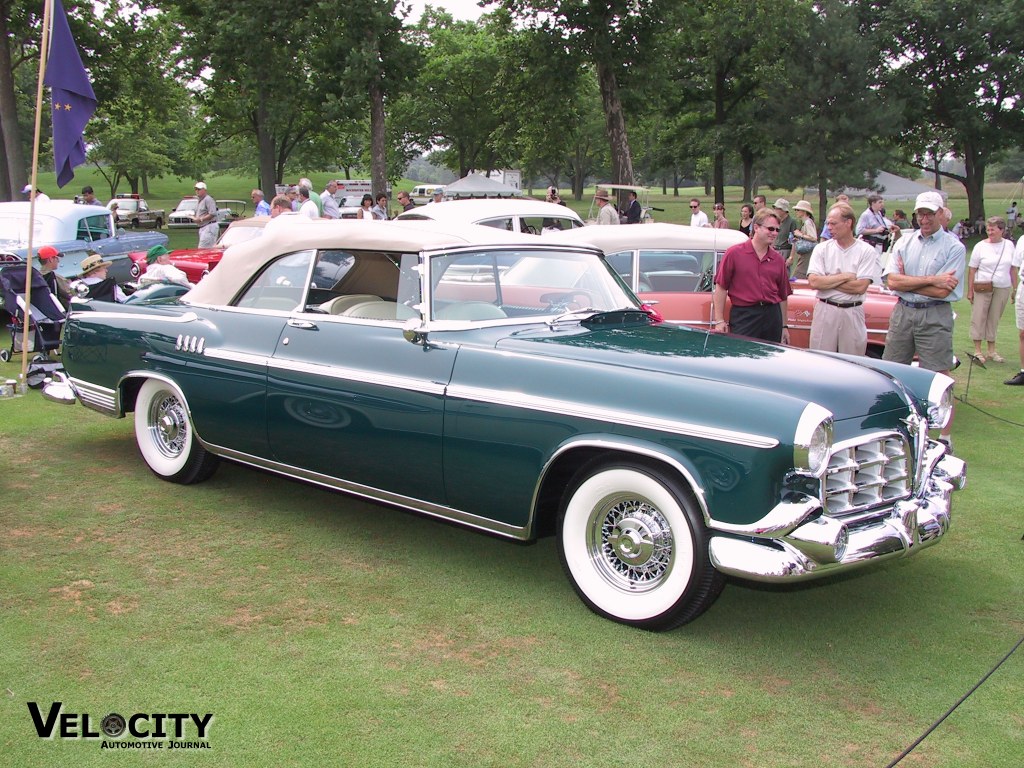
{"left": 821, "top": 171, "right": 947, "bottom": 202}
{"left": 443, "top": 173, "right": 522, "bottom": 199}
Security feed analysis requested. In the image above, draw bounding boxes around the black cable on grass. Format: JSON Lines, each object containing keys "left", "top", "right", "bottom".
{"left": 953, "top": 394, "right": 1024, "bottom": 428}
{"left": 886, "top": 634, "right": 1024, "bottom": 767}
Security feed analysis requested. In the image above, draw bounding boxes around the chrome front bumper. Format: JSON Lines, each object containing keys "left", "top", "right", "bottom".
{"left": 709, "top": 448, "right": 967, "bottom": 583}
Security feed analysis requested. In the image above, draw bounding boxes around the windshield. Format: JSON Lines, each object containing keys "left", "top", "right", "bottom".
{"left": 0, "top": 213, "right": 62, "bottom": 243}
{"left": 111, "top": 200, "right": 138, "bottom": 212}
{"left": 429, "top": 247, "right": 638, "bottom": 321}
{"left": 175, "top": 199, "right": 198, "bottom": 213}
{"left": 219, "top": 225, "right": 266, "bottom": 248}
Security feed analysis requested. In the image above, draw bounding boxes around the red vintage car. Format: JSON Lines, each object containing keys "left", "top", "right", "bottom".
{"left": 131, "top": 217, "right": 268, "bottom": 284}
{"left": 552, "top": 223, "right": 895, "bottom": 357}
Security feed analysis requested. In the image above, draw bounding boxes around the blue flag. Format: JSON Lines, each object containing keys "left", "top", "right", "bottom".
{"left": 43, "top": 0, "right": 96, "bottom": 188}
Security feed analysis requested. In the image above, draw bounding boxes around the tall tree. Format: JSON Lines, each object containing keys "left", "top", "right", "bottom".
{"left": 310, "top": 0, "right": 418, "bottom": 195}
{"left": 871, "top": 0, "right": 1024, "bottom": 220}
{"left": 498, "top": 0, "right": 666, "bottom": 187}
{"left": 770, "top": 0, "right": 896, "bottom": 220}
{"left": 405, "top": 10, "right": 507, "bottom": 177}
{"left": 174, "top": 0, "right": 335, "bottom": 196}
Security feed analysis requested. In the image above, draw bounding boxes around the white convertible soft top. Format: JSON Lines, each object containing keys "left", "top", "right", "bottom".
{"left": 547, "top": 222, "right": 748, "bottom": 253}
{"left": 184, "top": 218, "right": 574, "bottom": 306}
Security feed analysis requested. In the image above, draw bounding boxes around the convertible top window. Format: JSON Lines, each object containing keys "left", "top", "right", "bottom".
{"left": 430, "top": 248, "right": 636, "bottom": 321}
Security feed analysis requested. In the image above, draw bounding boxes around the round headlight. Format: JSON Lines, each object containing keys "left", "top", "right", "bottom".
{"left": 793, "top": 403, "right": 834, "bottom": 476}
{"left": 926, "top": 376, "right": 954, "bottom": 429}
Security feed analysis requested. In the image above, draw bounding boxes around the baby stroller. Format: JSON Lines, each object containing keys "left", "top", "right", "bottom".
{"left": 0, "top": 263, "right": 66, "bottom": 363}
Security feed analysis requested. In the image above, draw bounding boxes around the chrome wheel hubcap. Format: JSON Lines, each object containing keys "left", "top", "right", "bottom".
{"left": 150, "top": 393, "right": 187, "bottom": 458}
{"left": 588, "top": 496, "right": 673, "bottom": 593}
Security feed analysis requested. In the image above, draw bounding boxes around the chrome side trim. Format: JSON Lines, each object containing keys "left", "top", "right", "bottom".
{"left": 202, "top": 348, "right": 271, "bottom": 367}
{"left": 204, "top": 443, "right": 529, "bottom": 540}
{"left": 266, "top": 358, "right": 448, "bottom": 397}
{"left": 68, "top": 310, "right": 201, "bottom": 324}
{"left": 447, "top": 384, "right": 778, "bottom": 449}
{"left": 68, "top": 377, "right": 118, "bottom": 415}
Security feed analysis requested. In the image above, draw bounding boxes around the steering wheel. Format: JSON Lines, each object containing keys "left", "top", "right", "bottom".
{"left": 540, "top": 291, "right": 594, "bottom": 313}
{"left": 697, "top": 264, "right": 715, "bottom": 293}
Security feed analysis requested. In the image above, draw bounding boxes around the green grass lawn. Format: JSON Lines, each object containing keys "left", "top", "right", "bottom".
{"left": 0, "top": 295, "right": 1021, "bottom": 766}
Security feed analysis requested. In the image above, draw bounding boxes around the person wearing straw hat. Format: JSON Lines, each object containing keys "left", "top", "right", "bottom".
{"left": 594, "top": 189, "right": 619, "bottom": 225}
{"left": 770, "top": 198, "right": 799, "bottom": 271}
{"left": 790, "top": 200, "right": 819, "bottom": 279}
{"left": 78, "top": 254, "right": 128, "bottom": 302}
{"left": 138, "top": 245, "right": 193, "bottom": 289}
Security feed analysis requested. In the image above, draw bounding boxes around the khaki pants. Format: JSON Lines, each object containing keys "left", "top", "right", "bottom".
{"left": 969, "top": 286, "right": 1012, "bottom": 342}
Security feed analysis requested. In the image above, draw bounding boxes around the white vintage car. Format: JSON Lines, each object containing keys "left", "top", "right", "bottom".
{"left": 395, "top": 198, "right": 584, "bottom": 235}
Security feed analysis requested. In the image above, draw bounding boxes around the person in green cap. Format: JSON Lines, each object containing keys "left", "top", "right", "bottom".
{"left": 138, "top": 244, "right": 193, "bottom": 289}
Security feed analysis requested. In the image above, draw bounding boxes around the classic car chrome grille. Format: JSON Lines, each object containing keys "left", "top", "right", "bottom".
{"left": 823, "top": 433, "right": 910, "bottom": 516}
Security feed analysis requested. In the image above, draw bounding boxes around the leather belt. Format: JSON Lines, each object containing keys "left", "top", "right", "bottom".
{"left": 819, "top": 297, "right": 863, "bottom": 308}
{"left": 897, "top": 297, "right": 946, "bottom": 309}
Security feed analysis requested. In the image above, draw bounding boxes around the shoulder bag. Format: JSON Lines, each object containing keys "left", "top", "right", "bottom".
{"left": 973, "top": 242, "right": 1008, "bottom": 293}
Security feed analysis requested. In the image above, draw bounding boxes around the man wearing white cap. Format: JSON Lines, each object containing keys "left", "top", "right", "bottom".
{"left": 882, "top": 190, "right": 965, "bottom": 449}
{"left": 22, "top": 184, "right": 50, "bottom": 203}
{"left": 193, "top": 182, "right": 219, "bottom": 247}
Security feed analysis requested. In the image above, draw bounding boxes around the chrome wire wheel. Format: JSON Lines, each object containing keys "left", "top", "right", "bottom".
{"left": 134, "top": 378, "right": 219, "bottom": 484}
{"left": 148, "top": 390, "right": 188, "bottom": 459}
{"left": 558, "top": 462, "right": 723, "bottom": 630}
{"left": 587, "top": 494, "right": 674, "bottom": 593}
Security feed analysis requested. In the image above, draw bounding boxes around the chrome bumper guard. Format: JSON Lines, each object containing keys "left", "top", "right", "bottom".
{"left": 709, "top": 449, "right": 967, "bottom": 583}
{"left": 41, "top": 371, "right": 78, "bottom": 406}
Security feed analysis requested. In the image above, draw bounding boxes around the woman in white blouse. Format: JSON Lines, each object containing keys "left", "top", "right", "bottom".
{"left": 967, "top": 216, "right": 1014, "bottom": 363}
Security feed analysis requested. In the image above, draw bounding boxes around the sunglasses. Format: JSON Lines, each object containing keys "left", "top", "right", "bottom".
{"left": 690, "top": 205, "right": 699, "bottom": 209}
{"left": 762, "top": 225, "right": 781, "bottom": 233}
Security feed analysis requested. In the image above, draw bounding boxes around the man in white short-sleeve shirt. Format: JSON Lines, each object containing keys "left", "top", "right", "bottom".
{"left": 807, "top": 203, "right": 881, "bottom": 354}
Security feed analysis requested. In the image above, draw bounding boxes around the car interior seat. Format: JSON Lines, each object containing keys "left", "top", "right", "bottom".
{"left": 319, "top": 294, "right": 382, "bottom": 314}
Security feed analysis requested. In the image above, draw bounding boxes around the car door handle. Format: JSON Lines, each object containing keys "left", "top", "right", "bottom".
{"left": 287, "top": 319, "right": 318, "bottom": 330}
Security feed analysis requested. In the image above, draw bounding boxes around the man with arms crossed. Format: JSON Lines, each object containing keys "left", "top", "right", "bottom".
{"left": 713, "top": 208, "right": 792, "bottom": 342}
{"left": 807, "top": 203, "right": 880, "bottom": 354}
{"left": 883, "top": 191, "right": 965, "bottom": 449}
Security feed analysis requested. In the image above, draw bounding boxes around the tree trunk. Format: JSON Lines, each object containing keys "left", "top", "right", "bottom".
{"left": 740, "top": 147, "right": 755, "bottom": 202}
{"left": 369, "top": 78, "right": 386, "bottom": 196}
{"left": 0, "top": 122, "right": 10, "bottom": 201}
{"left": 962, "top": 142, "right": 985, "bottom": 222}
{"left": 595, "top": 60, "right": 634, "bottom": 187}
{"left": 255, "top": 88, "right": 277, "bottom": 196}
{"left": 817, "top": 170, "right": 828, "bottom": 223}
{"left": 0, "top": 14, "right": 26, "bottom": 201}
{"left": 142, "top": 174, "right": 150, "bottom": 196}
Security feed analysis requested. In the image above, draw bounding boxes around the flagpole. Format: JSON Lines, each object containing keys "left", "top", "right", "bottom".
{"left": 21, "top": 0, "right": 54, "bottom": 386}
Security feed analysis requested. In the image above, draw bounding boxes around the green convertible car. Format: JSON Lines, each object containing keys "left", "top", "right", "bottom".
{"left": 46, "top": 219, "right": 967, "bottom": 630}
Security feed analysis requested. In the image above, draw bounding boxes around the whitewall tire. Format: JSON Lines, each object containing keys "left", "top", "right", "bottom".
{"left": 134, "top": 378, "right": 219, "bottom": 484}
{"left": 558, "top": 461, "right": 723, "bottom": 630}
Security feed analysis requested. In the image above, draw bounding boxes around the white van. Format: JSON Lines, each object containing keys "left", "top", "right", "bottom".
{"left": 410, "top": 185, "right": 446, "bottom": 205}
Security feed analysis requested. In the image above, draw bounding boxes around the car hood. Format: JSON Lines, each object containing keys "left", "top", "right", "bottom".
{"left": 493, "top": 321, "right": 910, "bottom": 422}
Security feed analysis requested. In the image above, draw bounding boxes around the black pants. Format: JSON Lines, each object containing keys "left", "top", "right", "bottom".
{"left": 729, "top": 303, "right": 783, "bottom": 342}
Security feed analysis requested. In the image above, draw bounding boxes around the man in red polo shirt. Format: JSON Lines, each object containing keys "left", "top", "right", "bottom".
{"left": 712, "top": 208, "right": 793, "bottom": 342}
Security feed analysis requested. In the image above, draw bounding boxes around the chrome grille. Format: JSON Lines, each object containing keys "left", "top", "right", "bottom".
{"left": 823, "top": 433, "right": 910, "bottom": 515}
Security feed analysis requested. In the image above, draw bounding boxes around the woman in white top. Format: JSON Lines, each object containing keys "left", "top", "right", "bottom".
{"left": 357, "top": 194, "right": 375, "bottom": 220}
{"left": 967, "top": 216, "right": 1014, "bottom": 362}
{"left": 791, "top": 200, "right": 818, "bottom": 279}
